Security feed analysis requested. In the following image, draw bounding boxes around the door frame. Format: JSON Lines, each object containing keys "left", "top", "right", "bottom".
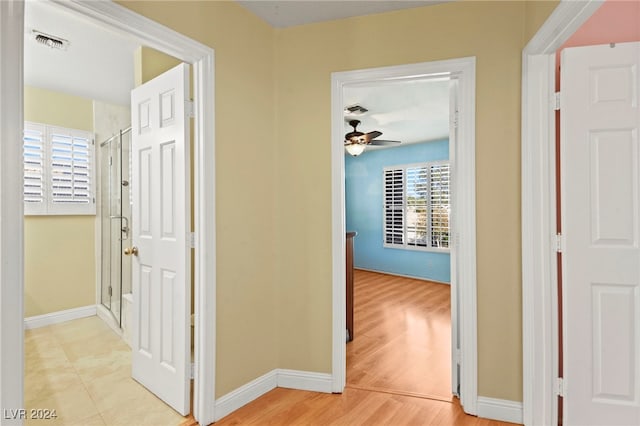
{"left": 521, "top": 1, "right": 604, "bottom": 424}
{"left": 0, "top": 1, "right": 217, "bottom": 424}
{"left": 331, "top": 57, "right": 478, "bottom": 413}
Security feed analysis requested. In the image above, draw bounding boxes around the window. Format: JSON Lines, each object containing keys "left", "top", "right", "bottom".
{"left": 384, "top": 161, "right": 450, "bottom": 251}
{"left": 23, "top": 122, "right": 95, "bottom": 215}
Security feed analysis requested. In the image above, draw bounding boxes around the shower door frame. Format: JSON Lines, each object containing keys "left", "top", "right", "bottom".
{"left": 0, "top": 1, "right": 217, "bottom": 425}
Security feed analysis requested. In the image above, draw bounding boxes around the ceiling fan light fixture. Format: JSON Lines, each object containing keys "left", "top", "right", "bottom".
{"left": 345, "top": 143, "right": 366, "bottom": 156}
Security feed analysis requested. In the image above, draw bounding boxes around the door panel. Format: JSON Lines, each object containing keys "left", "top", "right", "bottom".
{"left": 130, "top": 63, "right": 191, "bottom": 416}
{"left": 561, "top": 42, "right": 640, "bottom": 425}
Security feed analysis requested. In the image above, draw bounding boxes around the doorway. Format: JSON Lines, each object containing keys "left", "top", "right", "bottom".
{"left": 0, "top": 1, "right": 216, "bottom": 424}
{"left": 342, "top": 76, "right": 454, "bottom": 400}
{"left": 331, "top": 57, "right": 478, "bottom": 414}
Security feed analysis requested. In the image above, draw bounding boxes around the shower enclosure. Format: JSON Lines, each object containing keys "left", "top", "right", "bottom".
{"left": 100, "top": 128, "right": 132, "bottom": 328}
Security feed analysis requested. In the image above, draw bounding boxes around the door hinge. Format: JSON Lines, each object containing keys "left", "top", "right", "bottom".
{"left": 554, "top": 92, "right": 561, "bottom": 111}
{"left": 108, "top": 286, "right": 112, "bottom": 297}
{"left": 556, "top": 377, "right": 565, "bottom": 397}
{"left": 555, "top": 233, "right": 564, "bottom": 253}
{"left": 186, "top": 100, "right": 195, "bottom": 118}
{"left": 455, "top": 349, "right": 462, "bottom": 364}
{"left": 189, "top": 232, "right": 196, "bottom": 248}
{"left": 453, "top": 109, "right": 459, "bottom": 129}
{"left": 190, "top": 362, "right": 195, "bottom": 379}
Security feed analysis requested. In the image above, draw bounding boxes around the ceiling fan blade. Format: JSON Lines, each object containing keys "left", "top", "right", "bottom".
{"left": 369, "top": 139, "right": 401, "bottom": 146}
{"left": 365, "top": 130, "right": 382, "bottom": 141}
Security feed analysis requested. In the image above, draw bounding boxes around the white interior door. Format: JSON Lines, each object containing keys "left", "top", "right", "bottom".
{"left": 130, "top": 63, "right": 191, "bottom": 415}
{"left": 561, "top": 42, "right": 640, "bottom": 425}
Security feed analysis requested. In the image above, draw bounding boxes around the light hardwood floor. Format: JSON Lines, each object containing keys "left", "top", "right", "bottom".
{"left": 212, "top": 270, "right": 520, "bottom": 426}
{"left": 347, "top": 269, "right": 451, "bottom": 400}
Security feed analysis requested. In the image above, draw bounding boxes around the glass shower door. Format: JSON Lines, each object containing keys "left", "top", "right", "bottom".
{"left": 100, "top": 134, "right": 125, "bottom": 325}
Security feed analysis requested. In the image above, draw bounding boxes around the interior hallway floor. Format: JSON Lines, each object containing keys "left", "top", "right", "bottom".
{"left": 347, "top": 269, "right": 452, "bottom": 400}
{"left": 24, "top": 316, "right": 185, "bottom": 425}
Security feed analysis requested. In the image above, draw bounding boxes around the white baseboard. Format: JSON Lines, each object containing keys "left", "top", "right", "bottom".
{"left": 214, "top": 370, "right": 278, "bottom": 421}
{"left": 476, "top": 396, "right": 523, "bottom": 424}
{"left": 24, "top": 305, "right": 97, "bottom": 329}
{"left": 214, "top": 369, "right": 332, "bottom": 421}
{"left": 277, "top": 369, "right": 333, "bottom": 393}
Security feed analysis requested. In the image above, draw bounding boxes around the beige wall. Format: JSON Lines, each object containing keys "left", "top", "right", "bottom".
{"left": 275, "top": 0, "right": 557, "bottom": 401}
{"left": 119, "top": 0, "right": 558, "bottom": 402}
{"left": 24, "top": 86, "right": 96, "bottom": 317}
{"left": 119, "top": 1, "right": 279, "bottom": 397}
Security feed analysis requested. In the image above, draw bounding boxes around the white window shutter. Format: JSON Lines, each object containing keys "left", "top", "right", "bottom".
{"left": 429, "top": 163, "right": 450, "bottom": 248}
{"left": 384, "top": 168, "right": 404, "bottom": 245}
{"left": 23, "top": 122, "right": 47, "bottom": 215}
{"left": 23, "top": 122, "right": 95, "bottom": 216}
{"left": 383, "top": 161, "right": 450, "bottom": 252}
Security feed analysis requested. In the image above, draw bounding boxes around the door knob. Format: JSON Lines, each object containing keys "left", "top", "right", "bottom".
{"left": 124, "top": 246, "right": 138, "bottom": 256}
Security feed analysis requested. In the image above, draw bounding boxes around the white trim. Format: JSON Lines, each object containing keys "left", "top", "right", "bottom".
{"left": 213, "top": 369, "right": 332, "bottom": 422}
{"left": 354, "top": 267, "right": 450, "bottom": 285}
{"left": 0, "top": 1, "right": 25, "bottom": 421}
{"left": 214, "top": 370, "right": 278, "bottom": 422}
{"left": 1, "top": 1, "right": 217, "bottom": 424}
{"left": 331, "top": 57, "right": 477, "bottom": 414}
{"left": 521, "top": 1, "right": 604, "bottom": 425}
{"left": 277, "top": 369, "right": 333, "bottom": 393}
{"left": 477, "top": 397, "right": 523, "bottom": 424}
{"left": 24, "top": 305, "right": 97, "bottom": 330}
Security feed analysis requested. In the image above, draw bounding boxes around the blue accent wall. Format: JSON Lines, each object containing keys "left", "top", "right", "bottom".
{"left": 345, "top": 140, "right": 450, "bottom": 283}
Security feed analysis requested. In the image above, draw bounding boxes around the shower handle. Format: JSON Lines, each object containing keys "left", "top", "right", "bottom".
{"left": 110, "top": 215, "right": 130, "bottom": 240}
{"left": 124, "top": 246, "right": 138, "bottom": 256}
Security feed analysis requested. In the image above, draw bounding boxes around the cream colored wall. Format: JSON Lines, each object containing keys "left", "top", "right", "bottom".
{"left": 274, "top": 0, "right": 557, "bottom": 402}
{"left": 24, "top": 86, "right": 96, "bottom": 317}
{"left": 119, "top": 0, "right": 558, "bottom": 403}
{"left": 119, "top": 1, "right": 278, "bottom": 397}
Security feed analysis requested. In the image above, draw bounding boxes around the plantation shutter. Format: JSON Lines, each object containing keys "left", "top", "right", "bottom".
{"left": 49, "top": 127, "right": 93, "bottom": 211}
{"left": 23, "top": 122, "right": 46, "bottom": 214}
{"left": 383, "top": 161, "right": 450, "bottom": 251}
{"left": 22, "top": 122, "right": 95, "bottom": 215}
{"left": 406, "top": 165, "right": 429, "bottom": 247}
{"left": 384, "top": 168, "right": 404, "bottom": 245}
{"left": 430, "top": 163, "right": 450, "bottom": 248}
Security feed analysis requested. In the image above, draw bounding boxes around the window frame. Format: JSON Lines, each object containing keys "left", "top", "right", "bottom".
{"left": 23, "top": 121, "right": 96, "bottom": 216}
{"left": 383, "top": 160, "right": 450, "bottom": 253}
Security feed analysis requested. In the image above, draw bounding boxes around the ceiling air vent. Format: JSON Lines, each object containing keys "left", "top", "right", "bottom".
{"left": 33, "top": 30, "right": 69, "bottom": 51}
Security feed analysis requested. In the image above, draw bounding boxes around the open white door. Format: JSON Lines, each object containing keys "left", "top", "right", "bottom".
{"left": 129, "top": 63, "right": 191, "bottom": 415}
{"left": 561, "top": 42, "right": 640, "bottom": 425}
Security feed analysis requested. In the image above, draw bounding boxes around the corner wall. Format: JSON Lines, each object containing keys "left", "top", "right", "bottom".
{"left": 24, "top": 86, "right": 95, "bottom": 317}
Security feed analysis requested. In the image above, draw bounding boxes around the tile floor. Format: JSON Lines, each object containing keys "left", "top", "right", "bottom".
{"left": 25, "top": 316, "right": 186, "bottom": 425}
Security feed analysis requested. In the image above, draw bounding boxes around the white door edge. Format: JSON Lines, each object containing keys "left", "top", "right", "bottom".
{"left": 330, "top": 56, "right": 478, "bottom": 414}
{"left": 521, "top": 1, "right": 604, "bottom": 425}
{"left": 0, "top": 1, "right": 217, "bottom": 424}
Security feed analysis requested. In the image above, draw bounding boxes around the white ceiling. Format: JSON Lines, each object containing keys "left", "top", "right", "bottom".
{"left": 24, "top": 1, "right": 449, "bottom": 148}
{"left": 236, "top": 0, "right": 446, "bottom": 28}
{"left": 24, "top": 0, "right": 138, "bottom": 106}
{"left": 344, "top": 78, "right": 450, "bottom": 149}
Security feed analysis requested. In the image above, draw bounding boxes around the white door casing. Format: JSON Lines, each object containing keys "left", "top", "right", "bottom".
{"left": 449, "top": 76, "right": 460, "bottom": 397}
{"left": 561, "top": 42, "right": 640, "bottom": 425}
{"left": 131, "top": 63, "right": 191, "bottom": 415}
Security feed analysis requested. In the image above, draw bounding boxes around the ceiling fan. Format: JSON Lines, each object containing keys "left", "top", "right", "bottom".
{"left": 344, "top": 119, "right": 400, "bottom": 156}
